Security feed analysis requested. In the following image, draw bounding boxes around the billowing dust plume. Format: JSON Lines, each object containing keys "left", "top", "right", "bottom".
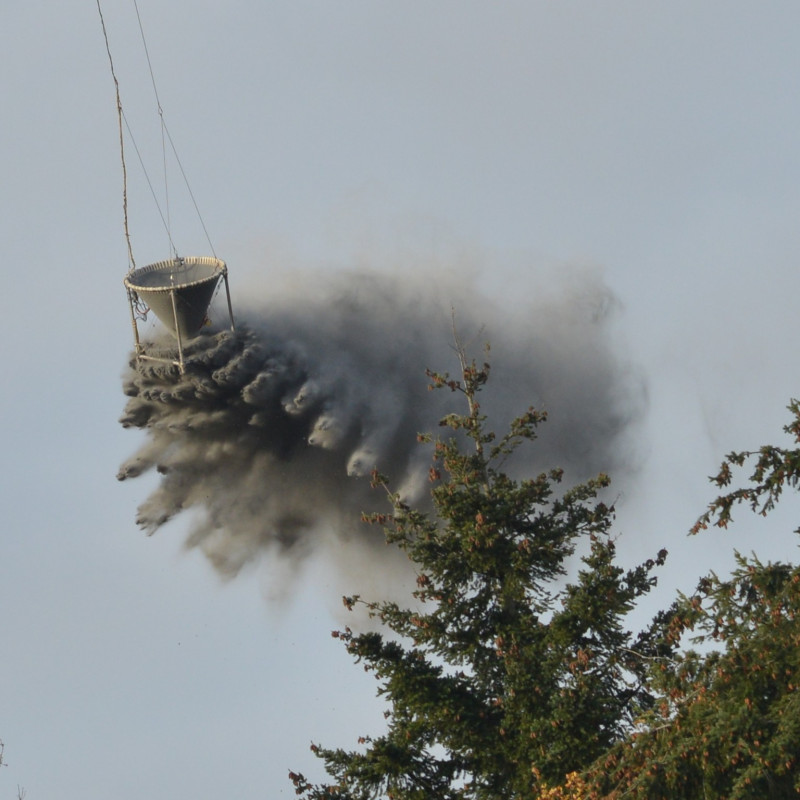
{"left": 118, "top": 267, "right": 644, "bottom": 583}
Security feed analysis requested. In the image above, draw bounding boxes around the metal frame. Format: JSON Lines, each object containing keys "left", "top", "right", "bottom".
{"left": 125, "top": 256, "right": 235, "bottom": 374}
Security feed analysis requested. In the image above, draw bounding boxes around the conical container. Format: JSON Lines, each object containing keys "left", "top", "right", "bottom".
{"left": 124, "top": 256, "right": 226, "bottom": 340}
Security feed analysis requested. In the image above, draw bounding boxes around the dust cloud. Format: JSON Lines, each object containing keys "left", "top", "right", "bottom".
{"left": 118, "top": 266, "right": 644, "bottom": 586}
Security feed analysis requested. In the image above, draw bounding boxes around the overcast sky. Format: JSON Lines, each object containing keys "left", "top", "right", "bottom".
{"left": 3, "top": 2, "right": 800, "bottom": 797}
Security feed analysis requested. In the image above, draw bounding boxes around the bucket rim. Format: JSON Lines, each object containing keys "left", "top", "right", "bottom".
{"left": 124, "top": 256, "right": 226, "bottom": 293}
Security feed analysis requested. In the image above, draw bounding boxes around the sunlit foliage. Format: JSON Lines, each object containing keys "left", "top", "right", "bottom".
{"left": 290, "top": 350, "right": 670, "bottom": 799}
{"left": 584, "top": 402, "right": 800, "bottom": 799}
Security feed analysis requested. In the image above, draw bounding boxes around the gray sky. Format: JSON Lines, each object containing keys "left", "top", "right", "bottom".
{"left": 3, "top": 2, "right": 800, "bottom": 797}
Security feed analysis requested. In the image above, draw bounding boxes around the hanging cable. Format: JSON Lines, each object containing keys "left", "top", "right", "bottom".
{"left": 96, "top": 0, "right": 136, "bottom": 271}
{"left": 132, "top": 0, "right": 172, "bottom": 252}
{"left": 132, "top": 0, "right": 217, "bottom": 258}
{"left": 97, "top": 0, "right": 218, "bottom": 266}
{"left": 121, "top": 110, "right": 178, "bottom": 258}
{"left": 162, "top": 121, "right": 218, "bottom": 258}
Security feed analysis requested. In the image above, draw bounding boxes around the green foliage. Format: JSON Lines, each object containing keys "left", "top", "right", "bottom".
{"left": 290, "top": 351, "right": 670, "bottom": 800}
{"left": 692, "top": 398, "right": 800, "bottom": 534}
{"left": 585, "top": 401, "right": 800, "bottom": 799}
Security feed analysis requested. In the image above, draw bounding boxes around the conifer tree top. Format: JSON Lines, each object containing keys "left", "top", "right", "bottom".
{"left": 291, "top": 347, "right": 670, "bottom": 799}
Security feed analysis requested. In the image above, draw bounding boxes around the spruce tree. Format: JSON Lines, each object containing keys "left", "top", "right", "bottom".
{"left": 583, "top": 401, "right": 800, "bottom": 799}
{"left": 289, "top": 350, "right": 670, "bottom": 799}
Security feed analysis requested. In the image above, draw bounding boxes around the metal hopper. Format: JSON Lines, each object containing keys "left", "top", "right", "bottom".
{"left": 124, "top": 256, "right": 235, "bottom": 372}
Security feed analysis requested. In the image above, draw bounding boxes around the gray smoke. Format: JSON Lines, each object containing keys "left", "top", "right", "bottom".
{"left": 118, "top": 267, "right": 644, "bottom": 582}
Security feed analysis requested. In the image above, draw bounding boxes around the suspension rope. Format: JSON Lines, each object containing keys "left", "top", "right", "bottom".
{"left": 96, "top": 0, "right": 135, "bottom": 271}
{"left": 132, "top": 0, "right": 217, "bottom": 258}
{"left": 132, "top": 0, "right": 172, "bottom": 251}
{"left": 162, "top": 120, "right": 218, "bottom": 258}
{"left": 97, "top": 0, "right": 218, "bottom": 267}
{"left": 121, "top": 109, "right": 178, "bottom": 258}
{"left": 132, "top": 0, "right": 164, "bottom": 115}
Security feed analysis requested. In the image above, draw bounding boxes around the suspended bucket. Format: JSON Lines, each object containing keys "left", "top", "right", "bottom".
{"left": 124, "top": 256, "right": 235, "bottom": 372}
{"left": 125, "top": 256, "right": 227, "bottom": 339}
